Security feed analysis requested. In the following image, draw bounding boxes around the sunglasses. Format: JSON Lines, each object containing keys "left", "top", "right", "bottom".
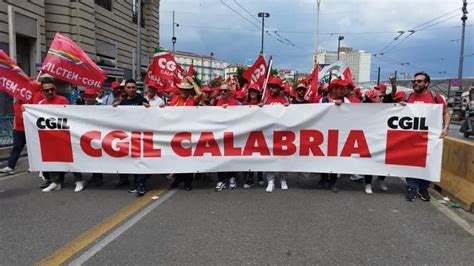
{"left": 412, "top": 79, "right": 425, "bottom": 84}
{"left": 43, "top": 89, "right": 54, "bottom": 93}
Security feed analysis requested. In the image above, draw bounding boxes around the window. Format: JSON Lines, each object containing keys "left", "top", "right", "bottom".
{"left": 132, "top": 0, "right": 145, "bottom": 28}
{"left": 95, "top": 0, "right": 112, "bottom": 11}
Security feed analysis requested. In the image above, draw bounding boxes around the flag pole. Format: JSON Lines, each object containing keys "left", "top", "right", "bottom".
{"left": 35, "top": 70, "right": 42, "bottom": 82}
{"left": 261, "top": 56, "right": 273, "bottom": 97}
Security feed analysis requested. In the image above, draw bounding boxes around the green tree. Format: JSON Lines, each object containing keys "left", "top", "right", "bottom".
{"left": 209, "top": 79, "right": 221, "bottom": 88}
{"left": 236, "top": 67, "right": 247, "bottom": 86}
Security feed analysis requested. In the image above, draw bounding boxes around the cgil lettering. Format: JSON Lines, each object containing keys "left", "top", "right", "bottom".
{"left": 36, "top": 117, "right": 69, "bottom": 130}
{"left": 43, "top": 63, "right": 101, "bottom": 88}
{"left": 387, "top": 116, "right": 428, "bottom": 130}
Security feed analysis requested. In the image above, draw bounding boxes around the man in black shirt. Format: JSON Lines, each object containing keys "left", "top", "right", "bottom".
{"left": 375, "top": 76, "right": 397, "bottom": 103}
{"left": 292, "top": 83, "right": 310, "bottom": 104}
{"left": 113, "top": 79, "right": 150, "bottom": 196}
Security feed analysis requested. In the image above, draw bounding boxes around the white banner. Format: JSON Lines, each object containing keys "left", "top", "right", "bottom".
{"left": 23, "top": 104, "right": 444, "bottom": 181}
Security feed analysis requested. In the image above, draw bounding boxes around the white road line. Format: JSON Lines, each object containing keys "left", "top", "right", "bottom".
{"left": 68, "top": 189, "right": 178, "bottom": 266}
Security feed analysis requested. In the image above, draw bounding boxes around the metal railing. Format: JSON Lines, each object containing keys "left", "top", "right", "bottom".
{"left": 0, "top": 116, "right": 14, "bottom": 147}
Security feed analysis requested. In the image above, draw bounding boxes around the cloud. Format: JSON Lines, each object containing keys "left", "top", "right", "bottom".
{"left": 160, "top": 0, "right": 473, "bottom": 79}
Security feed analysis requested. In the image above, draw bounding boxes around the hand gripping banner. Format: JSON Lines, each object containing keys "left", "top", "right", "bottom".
{"left": 23, "top": 104, "right": 444, "bottom": 181}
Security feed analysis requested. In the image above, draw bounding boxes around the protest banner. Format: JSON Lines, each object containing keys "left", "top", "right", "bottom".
{"left": 23, "top": 104, "right": 443, "bottom": 181}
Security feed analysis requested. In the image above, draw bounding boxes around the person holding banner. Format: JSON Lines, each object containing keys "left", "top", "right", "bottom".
{"left": 362, "top": 89, "right": 389, "bottom": 194}
{"left": 293, "top": 83, "right": 310, "bottom": 104}
{"left": 258, "top": 76, "right": 290, "bottom": 192}
{"left": 37, "top": 78, "right": 71, "bottom": 192}
{"left": 215, "top": 83, "right": 240, "bottom": 191}
{"left": 401, "top": 72, "right": 450, "bottom": 202}
{"left": 167, "top": 77, "right": 202, "bottom": 106}
{"left": 315, "top": 78, "right": 351, "bottom": 193}
{"left": 113, "top": 79, "right": 150, "bottom": 196}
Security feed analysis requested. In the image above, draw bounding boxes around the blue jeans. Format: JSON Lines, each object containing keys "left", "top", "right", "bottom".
{"left": 406, "top": 178, "right": 431, "bottom": 191}
{"left": 7, "top": 130, "right": 26, "bottom": 169}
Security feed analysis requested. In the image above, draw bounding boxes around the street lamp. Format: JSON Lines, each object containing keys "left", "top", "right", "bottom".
{"left": 209, "top": 52, "right": 214, "bottom": 82}
{"left": 172, "top": 10, "right": 179, "bottom": 52}
{"left": 337, "top": 35, "right": 344, "bottom": 60}
{"left": 258, "top": 12, "right": 270, "bottom": 54}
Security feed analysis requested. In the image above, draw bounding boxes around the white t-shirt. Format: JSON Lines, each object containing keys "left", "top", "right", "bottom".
{"left": 146, "top": 95, "right": 165, "bottom": 107}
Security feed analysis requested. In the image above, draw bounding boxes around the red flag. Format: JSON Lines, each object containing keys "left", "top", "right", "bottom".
{"left": 304, "top": 64, "right": 319, "bottom": 102}
{"left": 187, "top": 64, "right": 194, "bottom": 77}
{"left": 41, "top": 32, "right": 107, "bottom": 90}
{"left": 0, "top": 49, "right": 40, "bottom": 102}
{"left": 149, "top": 51, "right": 184, "bottom": 82}
{"left": 242, "top": 55, "right": 268, "bottom": 89}
{"left": 341, "top": 67, "right": 354, "bottom": 86}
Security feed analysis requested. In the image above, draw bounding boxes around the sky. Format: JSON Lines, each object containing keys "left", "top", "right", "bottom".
{"left": 159, "top": 0, "right": 474, "bottom": 80}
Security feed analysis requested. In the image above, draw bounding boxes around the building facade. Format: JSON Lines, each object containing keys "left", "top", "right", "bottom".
{"left": 172, "top": 50, "right": 228, "bottom": 83}
{"left": 317, "top": 47, "right": 371, "bottom": 82}
{"left": 224, "top": 64, "right": 247, "bottom": 80}
{"left": 0, "top": 0, "right": 160, "bottom": 115}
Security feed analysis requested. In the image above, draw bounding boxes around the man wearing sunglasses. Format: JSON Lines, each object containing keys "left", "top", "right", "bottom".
{"left": 402, "top": 72, "right": 450, "bottom": 202}
{"left": 38, "top": 77, "right": 70, "bottom": 192}
{"left": 216, "top": 83, "right": 239, "bottom": 108}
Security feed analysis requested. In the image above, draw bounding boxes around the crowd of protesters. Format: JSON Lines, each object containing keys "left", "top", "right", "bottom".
{"left": 0, "top": 71, "right": 450, "bottom": 203}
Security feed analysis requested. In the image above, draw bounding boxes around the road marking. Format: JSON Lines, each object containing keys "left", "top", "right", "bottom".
{"left": 430, "top": 197, "right": 474, "bottom": 236}
{"left": 68, "top": 189, "right": 178, "bottom": 266}
{"left": 35, "top": 187, "right": 173, "bottom": 266}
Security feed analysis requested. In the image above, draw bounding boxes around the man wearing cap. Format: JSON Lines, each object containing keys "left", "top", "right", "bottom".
{"left": 315, "top": 78, "right": 351, "bottom": 193}
{"left": 259, "top": 76, "right": 290, "bottom": 193}
{"left": 145, "top": 85, "right": 165, "bottom": 107}
{"left": 168, "top": 76, "right": 202, "bottom": 107}
{"left": 37, "top": 78, "right": 70, "bottom": 192}
{"left": 113, "top": 79, "right": 150, "bottom": 196}
{"left": 375, "top": 76, "right": 397, "bottom": 103}
{"left": 102, "top": 81, "right": 123, "bottom": 105}
{"left": 293, "top": 83, "right": 310, "bottom": 104}
{"left": 199, "top": 85, "right": 217, "bottom": 106}
{"left": 401, "top": 72, "right": 450, "bottom": 202}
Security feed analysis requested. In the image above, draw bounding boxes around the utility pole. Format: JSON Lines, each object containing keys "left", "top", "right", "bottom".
{"left": 314, "top": 0, "right": 322, "bottom": 67}
{"left": 209, "top": 52, "right": 214, "bottom": 82}
{"left": 258, "top": 12, "right": 270, "bottom": 54}
{"left": 136, "top": 0, "right": 141, "bottom": 82}
{"left": 172, "top": 11, "right": 179, "bottom": 52}
{"left": 457, "top": 0, "right": 468, "bottom": 92}
{"left": 377, "top": 67, "right": 381, "bottom": 85}
{"left": 337, "top": 35, "right": 344, "bottom": 60}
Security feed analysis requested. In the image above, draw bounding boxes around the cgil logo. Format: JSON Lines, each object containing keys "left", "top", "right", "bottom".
{"left": 385, "top": 116, "right": 429, "bottom": 168}
{"left": 36, "top": 117, "right": 74, "bottom": 162}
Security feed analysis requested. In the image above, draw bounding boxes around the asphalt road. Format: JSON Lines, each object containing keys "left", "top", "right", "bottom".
{"left": 1, "top": 163, "right": 473, "bottom": 265}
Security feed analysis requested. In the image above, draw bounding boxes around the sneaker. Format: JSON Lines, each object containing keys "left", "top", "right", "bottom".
{"left": 229, "top": 177, "right": 237, "bottom": 190}
{"left": 74, "top": 181, "right": 84, "bottom": 192}
{"left": 365, "top": 184, "right": 373, "bottom": 194}
{"left": 377, "top": 179, "right": 388, "bottom": 192}
{"left": 280, "top": 179, "right": 288, "bottom": 190}
{"left": 406, "top": 188, "right": 416, "bottom": 202}
{"left": 330, "top": 184, "right": 338, "bottom": 193}
{"left": 243, "top": 180, "right": 255, "bottom": 189}
{"left": 257, "top": 180, "right": 265, "bottom": 186}
{"left": 128, "top": 187, "right": 137, "bottom": 193}
{"left": 0, "top": 166, "right": 15, "bottom": 175}
{"left": 42, "top": 182, "right": 61, "bottom": 192}
{"left": 266, "top": 182, "right": 274, "bottom": 193}
{"left": 39, "top": 180, "right": 52, "bottom": 189}
{"left": 136, "top": 183, "right": 145, "bottom": 197}
{"left": 417, "top": 189, "right": 430, "bottom": 202}
{"left": 215, "top": 182, "right": 226, "bottom": 192}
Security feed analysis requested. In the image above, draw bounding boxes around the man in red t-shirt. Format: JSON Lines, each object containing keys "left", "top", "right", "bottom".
{"left": 216, "top": 83, "right": 239, "bottom": 107}
{"left": 0, "top": 98, "right": 28, "bottom": 175}
{"left": 37, "top": 78, "right": 70, "bottom": 192}
{"left": 401, "top": 72, "right": 451, "bottom": 202}
{"left": 167, "top": 77, "right": 202, "bottom": 107}
{"left": 258, "top": 76, "right": 290, "bottom": 193}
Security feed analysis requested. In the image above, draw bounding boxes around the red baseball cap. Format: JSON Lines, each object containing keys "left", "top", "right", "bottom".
{"left": 328, "top": 78, "right": 350, "bottom": 88}
{"left": 83, "top": 88, "right": 98, "bottom": 96}
{"left": 201, "top": 86, "right": 213, "bottom": 92}
{"left": 267, "top": 76, "right": 282, "bottom": 87}
{"left": 111, "top": 81, "right": 121, "bottom": 89}
{"left": 375, "top": 84, "right": 387, "bottom": 90}
{"left": 248, "top": 83, "right": 261, "bottom": 92}
{"left": 365, "top": 89, "right": 381, "bottom": 100}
